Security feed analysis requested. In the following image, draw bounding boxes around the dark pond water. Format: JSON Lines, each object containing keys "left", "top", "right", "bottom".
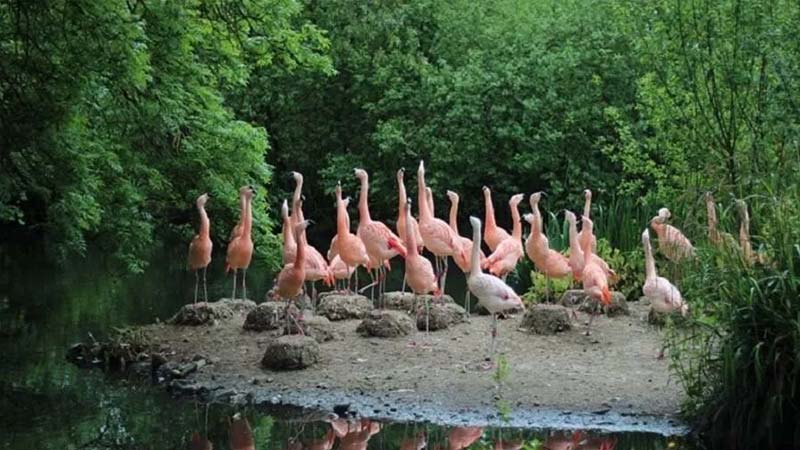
{"left": 0, "top": 247, "right": 696, "bottom": 450}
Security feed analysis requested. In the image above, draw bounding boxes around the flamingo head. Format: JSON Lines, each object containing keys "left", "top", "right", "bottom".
{"left": 243, "top": 186, "right": 255, "bottom": 199}
{"left": 291, "top": 171, "right": 303, "bottom": 184}
{"left": 564, "top": 210, "right": 576, "bottom": 224}
{"left": 446, "top": 190, "right": 459, "bottom": 203}
{"left": 335, "top": 181, "right": 342, "bottom": 198}
{"left": 418, "top": 160, "right": 425, "bottom": 175}
{"left": 482, "top": 185, "right": 490, "bottom": 196}
{"left": 529, "top": 192, "right": 542, "bottom": 209}
{"left": 343, "top": 196, "right": 351, "bottom": 208}
{"left": 657, "top": 207, "right": 671, "bottom": 220}
{"left": 504, "top": 291, "right": 525, "bottom": 310}
{"left": 354, "top": 168, "right": 368, "bottom": 181}
{"left": 469, "top": 216, "right": 482, "bottom": 233}
{"left": 641, "top": 228, "right": 650, "bottom": 244}
{"left": 509, "top": 193, "right": 524, "bottom": 207}
{"left": 704, "top": 191, "right": 714, "bottom": 203}
{"left": 522, "top": 213, "right": 535, "bottom": 225}
{"left": 196, "top": 193, "right": 209, "bottom": 207}
{"left": 584, "top": 188, "right": 592, "bottom": 200}
{"left": 396, "top": 167, "right": 405, "bottom": 180}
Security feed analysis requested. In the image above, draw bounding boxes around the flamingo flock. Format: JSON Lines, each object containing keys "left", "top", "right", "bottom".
{"left": 190, "top": 162, "right": 773, "bottom": 360}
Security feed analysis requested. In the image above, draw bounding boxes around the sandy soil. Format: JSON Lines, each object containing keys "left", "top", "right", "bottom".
{"left": 140, "top": 297, "right": 686, "bottom": 434}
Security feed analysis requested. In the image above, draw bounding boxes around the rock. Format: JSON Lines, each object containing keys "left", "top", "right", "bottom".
{"left": 381, "top": 292, "right": 454, "bottom": 311}
{"left": 317, "top": 294, "right": 373, "bottom": 321}
{"left": 244, "top": 302, "right": 292, "bottom": 331}
{"left": 261, "top": 335, "right": 320, "bottom": 370}
{"left": 416, "top": 302, "right": 466, "bottom": 331}
{"left": 169, "top": 299, "right": 256, "bottom": 326}
{"left": 521, "top": 304, "right": 572, "bottom": 334}
{"left": 577, "top": 292, "right": 628, "bottom": 317}
{"left": 284, "top": 315, "right": 338, "bottom": 342}
{"left": 356, "top": 310, "right": 415, "bottom": 337}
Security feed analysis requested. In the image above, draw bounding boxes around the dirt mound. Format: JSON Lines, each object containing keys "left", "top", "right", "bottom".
{"left": 561, "top": 290, "right": 629, "bottom": 317}
{"left": 243, "top": 302, "right": 292, "bottom": 331}
{"left": 357, "top": 310, "right": 415, "bottom": 337}
{"left": 284, "top": 315, "right": 338, "bottom": 342}
{"left": 416, "top": 302, "right": 465, "bottom": 331}
{"left": 317, "top": 294, "right": 373, "bottom": 321}
{"left": 169, "top": 299, "right": 256, "bottom": 325}
{"left": 261, "top": 335, "right": 320, "bottom": 370}
{"left": 521, "top": 304, "right": 572, "bottom": 334}
{"left": 382, "top": 292, "right": 454, "bottom": 311}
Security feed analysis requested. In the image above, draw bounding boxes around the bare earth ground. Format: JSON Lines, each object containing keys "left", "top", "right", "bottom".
{"left": 138, "top": 297, "right": 687, "bottom": 435}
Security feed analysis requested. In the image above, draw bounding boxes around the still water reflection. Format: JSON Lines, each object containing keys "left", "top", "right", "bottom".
{"left": 0, "top": 249, "right": 688, "bottom": 449}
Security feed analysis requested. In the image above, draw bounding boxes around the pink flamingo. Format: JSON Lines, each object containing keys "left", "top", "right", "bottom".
{"left": 482, "top": 194, "right": 524, "bottom": 280}
{"left": 403, "top": 199, "right": 439, "bottom": 336}
{"left": 564, "top": 211, "right": 615, "bottom": 282}
{"left": 580, "top": 217, "right": 612, "bottom": 335}
{"left": 226, "top": 186, "right": 254, "bottom": 300}
{"left": 736, "top": 199, "right": 754, "bottom": 265}
{"left": 650, "top": 208, "right": 695, "bottom": 262}
{"left": 447, "top": 427, "right": 483, "bottom": 450}
{"left": 447, "top": 190, "right": 485, "bottom": 317}
{"left": 188, "top": 193, "right": 212, "bottom": 303}
{"left": 642, "top": 228, "right": 687, "bottom": 358}
{"left": 276, "top": 219, "right": 312, "bottom": 333}
{"left": 281, "top": 199, "right": 296, "bottom": 264}
{"left": 290, "top": 173, "right": 333, "bottom": 301}
{"left": 467, "top": 216, "right": 525, "bottom": 368}
{"left": 335, "top": 182, "right": 369, "bottom": 291}
{"left": 229, "top": 413, "right": 255, "bottom": 450}
{"left": 329, "top": 254, "right": 355, "bottom": 291}
{"left": 704, "top": 192, "right": 736, "bottom": 248}
{"left": 397, "top": 168, "right": 424, "bottom": 252}
{"left": 417, "top": 161, "right": 462, "bottom": 293}
{"left": 523, "top": 197, "right": 571, "bottom": 300}
{"left": 577, "top": 189, "right": 597, "bottom": 253}
{"left": 355, "top": 168, "right": 406, "bottom": 304}
{"left": 400, "top": 432, "right": 427, "bottom": 450}
{"left": 189, "top": 432, "right": 212, "bottom": 450}
{"left": 482, "top": 186, "right": 511, "bottom": 251}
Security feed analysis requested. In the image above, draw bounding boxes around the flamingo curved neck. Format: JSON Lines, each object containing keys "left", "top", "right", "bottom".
{"left": 336, "top": 196, "right": 348, "bottom": 237}
{"left": 406, "top": 207, "right": 419, "bottom": 256}
{"left": 358, "top": 176, "right": 371, "bottom": 222}
{"left": 484, "top": 192, "right": 496, "bottom": 226}
{"left": 295, "top": 227, "right": 306, "bottom": 265}
{"left": 198, "top": 204, "right": 210, "bottom": 238}
{"left": 644, "top": 236, "right": 656, "bottom": 279}
{"left": 292, "top": 178, "right": 303, "bottom": 221}
{"left": 510, "top": 202, "right": 522, "bottom": 239}
{"left": 242, "top": 196, "right": 252, "bottom": 237}
{"left": 417, "top": 170, "right": 430, "bottom": 220}
{"left": 398, "top": 177, "right": 407, "bottom": 213}
{"left": 470, "top": 222, "right": 481, "bottom": 277}
{"left": 449, "top": 199, "right": 459, "bottom": 235}
{"left": 568, "top": 220, "right": 582, "bottom": 257}
{"left": 583, "top": 195, "right": 591, "bottom": 218}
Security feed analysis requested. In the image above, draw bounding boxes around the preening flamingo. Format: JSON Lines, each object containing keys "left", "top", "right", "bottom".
{"left": 188, "top": 193, "right": 212, "bottom": 303}
{"left": 355, "top": 168, "right": 406, "bottom": 305}
{"left": 417, "top": 161, "right": 462, "bottom": 294}
{"left": 577, "top": 189, "right": 597, "bottom": 253}
{"left": 482, "top": 193, "right": 524, "bottom": 279}
{"left": 564, "top": 210, "right": 616, "bottom": 282}
{"left": 403, "top": 199, "right": 439, "bottom": 337}
{"left": 580, "top": 217, "right": 611, "bottom": 335}
{"left": 642, "top": 229, "right": 687, "bottom": 316}
{"left": 650, "top": 208, "right": 695, "bottom": 262}
{"left": 226, "top": 186, "right": 254, "bottom": 300}
{"left": 447, "top": 190, "right": 485, "bottom": 317}
{"left": 482, "top": 186, "right": 511, "bottom": 251}
{"left": 335, "top": 181, "right": 369, "bottom": 291}
{"left": 229, "top": 413, "right": 255, "bottom": 450}
{"left": 397, "top": 168, "right": 423, "bottom": 252}
{"left": 467, "top": 216, "right": 525, "bottom": 368}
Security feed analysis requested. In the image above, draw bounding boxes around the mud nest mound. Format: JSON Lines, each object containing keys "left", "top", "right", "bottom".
{"left": 283, "top": 315, "right": 338, "bottom": 342}
{"left": 356, "top": 310, "right": 415, "bottom": 337}
{"left": 381, "top": 292, "right": 454, "bottom": 311}
{"left": 169, "top": 299, "right": 256, "bottom": 326}
{"left": 243, "top": 302, "right": 295, "bottom": 331}
{"left": 521, "top": 304, "right": 572, "bottom": 334}
{"left": 561, "top": 290, "right": 629, "bottom": 317}
{"left": 317, "top": 294, "right": 373, "bottom": 321}
{"left": 416, "top": 302, "right": 466, "bottom": 331}
{"left": 261, "top": 335, "right": 320, "bottom": 370}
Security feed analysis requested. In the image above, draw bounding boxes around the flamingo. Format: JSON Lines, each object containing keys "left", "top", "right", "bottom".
{"left": 577, "top": 189, "right": 597, "bottom": 253}
{"left": 494, "top": 439, "right": 524, "bottom": 450}
{"left": 403, "top": 199, "right": 439, "bottom": 337}
{"left": 226, "top": 186, "right": 254, "bottom": 300}
{"left": 705, "top": 192, "right": 737, "bottom": 249}
{"left": 482, "top": 186, "right": 511, "bottom": 251}
{"left": 397, "top": 168, "right": 423, "bottom": 252}
{"left": 580, "top": 217, "right": 612, "bottom": 336}
{"left": 340, "top": 419, "right": 381, "bottom": 450}
{"left": 189, "top": 432, "right": 213, "bottom": 450}
{"left": 281, "top": 199, "right": 296, "bottom": 264}
{"left": 736, "top": 199, "right": 754, "bottom": 265}
{"left": 276, "top": 219, "right": 312, "bottom": 333}
{"left": 467, "top": 216, "right": 525, "bottom": 368}
{"left": 564, "top": 211, "right": 616, "bottom": 282}
{"left": 335, "top": 181, "right": 369, "bottom": 291}
{"left": 523, "top": 195, "right": 571, "bottom": 300}
{"left": 188, "top": 193, "right": 213, "bottom": 303}
{"left": 400, "top": 432, "right": 427, "bottom": 450}
{"left": 482, "top": 194, "right": 525, "bottom": 280}
{"left": 446, "top": 190, "right": 485, "bottom": 317}
{"left": 305, "top": 428, "right": 336, "bottom": 450}
{"left": 417, "top": 161, "right": 462, "bottom": 294}
{"left": 447, "top": 427, "right": 483, "bottom": 450}
{"left": 355, "top": 168, "right": 406, "bottom": 305}
{"left": 650, "top": 208, "right": 695, "bottom": 262}
{"left": 229, "top": 413, "right": 255, "bottom": 450}
{"left": 642, "top": 228, "right": 688, "bottom": 318}
{"left": 290, "top": 172, "right": 333, "bottom": 302}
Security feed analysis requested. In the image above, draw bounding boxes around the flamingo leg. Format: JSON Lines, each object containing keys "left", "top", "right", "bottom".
{"left": 194, "top": 270, "right": 199, "bottom": 304}
{"left": 312, "top": 281, "right": 318, "bottom": 311}
{"left": 401, "top": 275, "right": 407, "bottom": 294}
{"left": 203, "top": 266, "right": 208, "bottom": 302}
{"left": 491, "top": 313, "right": 498, "bottom": 359}
{"left": 425, "top": 295, "right": 430, "bottom": 338}
{"left": 441, "top": 257, "right": 448, "bottom": 294}
{"left": 355, "top": 268, "right": 359, "bottom": 293}
{"left": 585, "top": 311, "right": 597, "bottom": 336}
{"left": 231, "top": 269, "right": 237, "bottom": 300}
{"left": 242, "top": 268, "right": 248, "bottom": 300}
{"left": 464, "top": 290, "right": 471, "bottom": 319}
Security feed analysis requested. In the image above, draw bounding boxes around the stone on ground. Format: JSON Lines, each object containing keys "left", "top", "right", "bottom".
{"left": 243, "top": 301, "right": 293, "bottom": 331}
{"left": 261, "top": 335, "right": 320, "bottom": 370}
{"left": 169, "top": 299, "right": 256, "bottom": 326}
{"left": 283, "top": 315, "right": 338, "bottom": 342}
{"left": 356, "top": 310, "right": 415, "bottom": 337}
{"left": 521, "top": 304, "right": 572, "bottom": 334}
{"left": 416, "top": 302, "right": 466, "bottom": 331}
{"left": 317, "top": 294, "right": 373, "bottom": 321}
{"left": 562, "top": 290, "right": 629, "bottom": 316}
{"left": 381, "top": 292, "right": 454, "bottom": 311}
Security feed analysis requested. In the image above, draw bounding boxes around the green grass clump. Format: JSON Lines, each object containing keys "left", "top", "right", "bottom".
{"left": 667, "top": 189, "right": 800, "bottom": 449}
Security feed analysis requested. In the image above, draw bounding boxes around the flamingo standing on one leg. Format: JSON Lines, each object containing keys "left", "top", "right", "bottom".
{"left": 482, "top": 194, "right": 524, "bottom": 280}
{"left": 580, "top": 217, "right": 612, "bottom": 336}
{"left": 335, "top": 182, "right": 369, "bottom": 292}
{"left": 226, "top": 186, "right": 254, "bottom": 300}
{"left": 403, "top": 199, "right": 439, "bottom": 339}
{"left": 642, "top": 228, "right": 688, "bottom": 358}
{"left": 467, "top": 216, "right": 525, "bottom": 369}
{"left": 650, "top": 208, "right": 695, "bottom": 262}
{"left": 290, "top": 172, "right": 332, "bottom": 304}
{"left": 446, "top": 190, "right": 485, "bottom": 317}
{"left": 417, "top": 161, "right": 462, "bottom": 295}
{"left": 482, "top": 186, "right": 511, "bottom": 252}
{"left": 577, "top": 189, "right": 597, "bottom": 253}
{"left": 523, "top": 214, "right": 571, "bottom": 301}
{"left": 276, "top": 219, "right": 312, "bottom": 333}
{"left": 188, "top": 193, "right": 213, "bottom": 303}
{"left": 564, "top": 210, "right": 616, "bottom": 283}
{"left": 355, "top": 168, "right": 407, "bottom": 306}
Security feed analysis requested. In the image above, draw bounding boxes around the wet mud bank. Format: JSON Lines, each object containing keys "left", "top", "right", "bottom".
{"left": 67, "top": 294, "right": 688, "bottom": 436}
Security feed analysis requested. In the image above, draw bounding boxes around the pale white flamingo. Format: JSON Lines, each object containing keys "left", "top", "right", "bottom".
{"left": 188, "top": 193, "right": 212, "bottom": 303}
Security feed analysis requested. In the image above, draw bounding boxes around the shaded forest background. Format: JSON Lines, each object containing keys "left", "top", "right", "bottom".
{"left": 2, "top": 0, "right": 799, "bottom": 270}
